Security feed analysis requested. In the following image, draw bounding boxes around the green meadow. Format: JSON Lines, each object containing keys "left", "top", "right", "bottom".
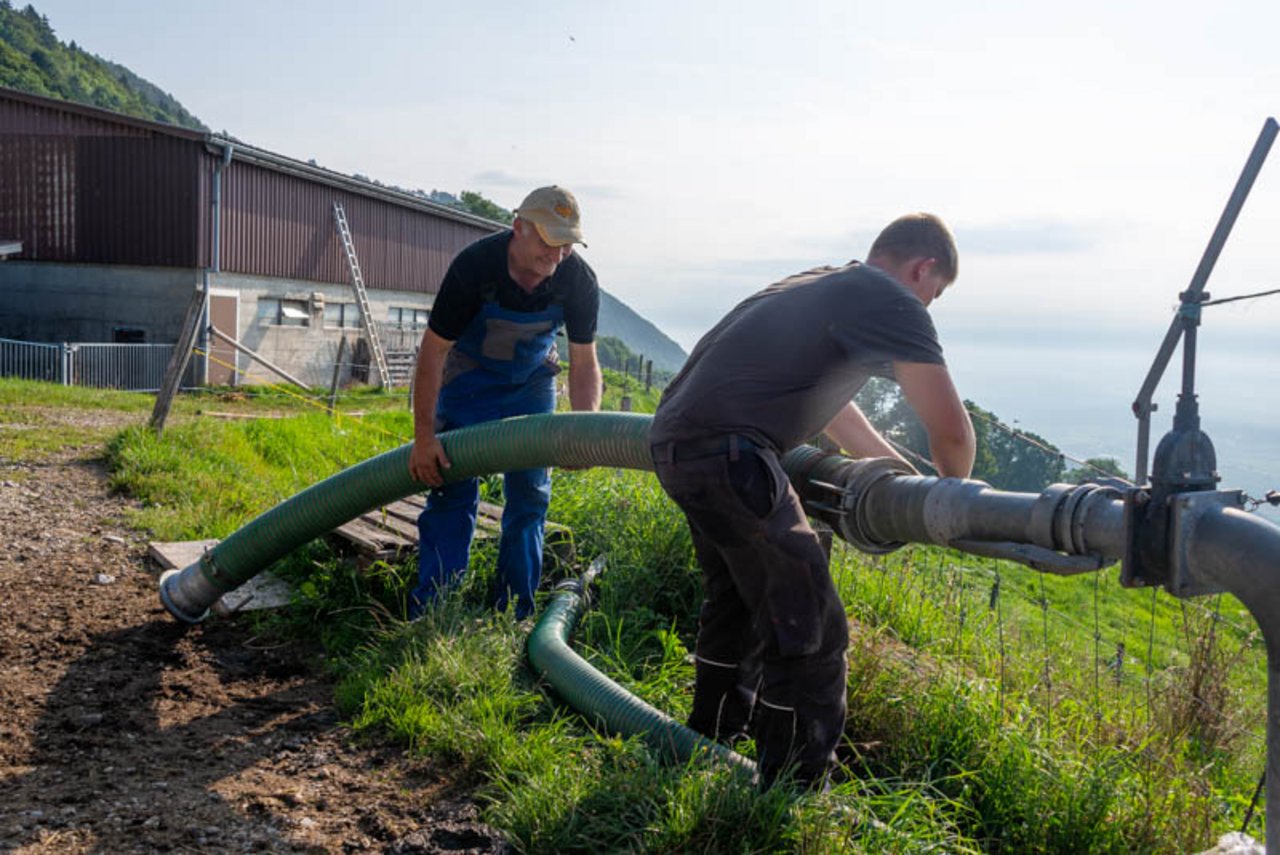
{"left": 2, "top": 374, "right": 1267, "bottom": 853}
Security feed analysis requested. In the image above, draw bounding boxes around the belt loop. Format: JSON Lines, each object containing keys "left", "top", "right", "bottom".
{"left": 729, "top": 434, "right": 740, "bottom": 462}
{"left": 664, "top": 441, "right": 675, "bottom": 466}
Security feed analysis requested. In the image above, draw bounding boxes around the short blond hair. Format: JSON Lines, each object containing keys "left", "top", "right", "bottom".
{"left": 868, "top": 213, "right": 958, "bottom": 283}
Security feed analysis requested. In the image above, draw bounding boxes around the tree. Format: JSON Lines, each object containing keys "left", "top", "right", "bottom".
{"left": 1067, "top": 456, "right": 1130, "bottom": 484}
{"left": 850, "top": 379, "right": 1066, "bottom": 490}
{"left": 0, "top": 3, "right": 206, "bottom": 129}
{"left": 456, "top": 191, "right": 514, "bottom": 224}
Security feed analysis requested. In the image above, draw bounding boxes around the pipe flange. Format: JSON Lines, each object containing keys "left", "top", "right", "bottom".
{"left": 1054, "top": 485, "right": 1094, "bottom": 554}
{"left": 847, "top": 458, "right": 916, "bottom": 553}
{"left": 1070, "top": 484, "right": 1124, "bottom": 556}
{"left": 1029, "top": 484, "right": 1073, "bottom": 550}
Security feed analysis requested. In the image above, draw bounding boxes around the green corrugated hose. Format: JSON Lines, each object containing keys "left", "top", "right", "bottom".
{"left": 528, "top": 557, "right": 757, "bottom": 774}
{"left": 160, "top": 411, "right": 654, "bottom": 621}
{"left": 158, "top": 410, "right": 755, "bottom": 773}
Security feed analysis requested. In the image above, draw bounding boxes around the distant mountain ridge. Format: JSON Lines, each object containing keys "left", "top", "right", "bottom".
{"left": 0, "top": 2, "right": 205, "bottom": 129}
{"left": 597, "top": 290, "right": 687, "bottom": 373}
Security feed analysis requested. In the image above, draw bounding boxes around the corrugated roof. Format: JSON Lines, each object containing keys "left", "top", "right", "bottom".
{"left": 207, "top": 137, "right": 504, "bottom": 233}
{"left": 0, "top": 85, "right": 205, "bottom": 140}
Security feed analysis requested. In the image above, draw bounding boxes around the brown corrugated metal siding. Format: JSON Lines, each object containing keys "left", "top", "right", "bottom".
{"left": 217, "top": 158, "right": 494, "bottom": 292}
{"left": 0, "top": 135, "right": 77, "bottom": 259}
{"left": 1, "top": 88, "right": 203, "bottom": 265}
{"left": 77, "top": 136, "right": 201, "bottom": 267}
{"left": 1, "top": 86, "right": 500, "bottom": 293}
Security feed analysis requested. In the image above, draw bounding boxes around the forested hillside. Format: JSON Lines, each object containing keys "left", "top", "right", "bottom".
{"left": 597, "top": 290, "right": 687, "bottom": 372}
{"left": 0, "top": 2, "right": 205, "bottom": 129}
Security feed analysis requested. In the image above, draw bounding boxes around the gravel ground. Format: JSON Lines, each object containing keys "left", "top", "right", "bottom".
{"left": 0, "top": 411, "right": 513, "bottom": 854}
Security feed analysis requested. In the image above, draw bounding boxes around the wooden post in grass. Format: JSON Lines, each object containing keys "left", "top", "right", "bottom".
{"left": 328, "top": 336, "right": 348, "bottom": 416}
{"left": 150, "top": 284, "right": 207, "bottom": 435}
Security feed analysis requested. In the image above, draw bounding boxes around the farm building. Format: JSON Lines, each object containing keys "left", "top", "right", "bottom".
{"left": 0, "top": 85, "right": 503, "bottom": 388}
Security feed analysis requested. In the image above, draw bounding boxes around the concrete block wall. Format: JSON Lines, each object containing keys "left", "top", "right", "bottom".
{"left": 0, "top": 262, "right": 432, "bottom": 388}
{"left": 0, "top": 262, "right": 199, "bottom": 342}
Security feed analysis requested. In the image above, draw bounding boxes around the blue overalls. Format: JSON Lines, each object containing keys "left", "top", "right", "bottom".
{"left": 410, "top": 299, "right": 563, "bottom": 620}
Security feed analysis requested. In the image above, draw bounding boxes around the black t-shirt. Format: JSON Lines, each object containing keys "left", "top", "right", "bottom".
{"left": 428, "top": 231, "right": 599, "bottom": 344}
{"left": 651, "top": 262, "right": 945, "bottom": 452}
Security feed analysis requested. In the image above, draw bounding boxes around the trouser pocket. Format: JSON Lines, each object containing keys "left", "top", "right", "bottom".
{"left": 726, "top": 449, "right": 782, "bottom": 519}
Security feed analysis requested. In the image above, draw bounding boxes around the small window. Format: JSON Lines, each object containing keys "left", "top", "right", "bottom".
{"left": 325, "top": 303, "right": 362, "bottom": 329}
{"left": 113, "top": 327, "right": 146, "bottom": 343}
{"left": 388, "top": 306, "right": 430, "bottom": 329}
{"left": 258, "top": 298, "right": 310, "bottom": 327}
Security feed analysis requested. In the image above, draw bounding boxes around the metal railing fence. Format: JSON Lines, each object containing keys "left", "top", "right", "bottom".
{"left": 0, "top": 337, "right": 197, "bottom": 391}
{"left": 0, "top": 338, "right": 61, "bottom": 383}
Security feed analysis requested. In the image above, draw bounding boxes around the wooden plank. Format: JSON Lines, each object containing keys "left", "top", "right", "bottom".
{"left": 358, "top": 508, "right": 420, "bottom": 541}
{"left": 210, "top": 572, "right": 294, "bottom": 616}
{"left": 334, "top": 517, "right": 414, "bottom": 553}
{"left": 329, "top": 495, "right": 570, "bottom": 568}
{"left": 148, "top": 538, "right": 221, "bottom": 571}
{"left": 379, "top": 499, "right": 426, "bottom": 526}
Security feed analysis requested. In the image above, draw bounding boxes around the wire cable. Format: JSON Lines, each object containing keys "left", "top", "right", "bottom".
{"left": 1202, "top": 286, "right": 1280, "bottom": 307}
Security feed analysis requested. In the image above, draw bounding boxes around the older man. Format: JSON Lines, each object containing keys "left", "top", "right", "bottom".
{"left": 408, "top": 186, "right": 602, "bottom": 619}
{"left": 650, "top": 213, "right": 975, "bottom": 787}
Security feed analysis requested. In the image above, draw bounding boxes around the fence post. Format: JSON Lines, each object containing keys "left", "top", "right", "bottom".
{"left": 328, "top": 336, "right": 347, "bottom": 417}
{"left": 150, "top": 285, "right": 207, "bottom": 435}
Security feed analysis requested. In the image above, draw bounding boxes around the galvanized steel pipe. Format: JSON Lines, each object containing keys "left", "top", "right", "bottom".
{"left": 1184, "top": 504, "right": 1280, "bottom": 854}
{"left": 779, "top": 445, "right": 1128, "bottom": 570}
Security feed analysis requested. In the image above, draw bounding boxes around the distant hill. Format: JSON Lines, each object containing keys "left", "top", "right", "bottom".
{"left": 597, "top": 290, "right": 687, "bottom": 373}
{"left": 0, "top": 2, "right": 205, "bottom": 130}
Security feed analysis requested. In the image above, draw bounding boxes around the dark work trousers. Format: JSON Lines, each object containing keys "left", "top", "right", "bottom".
{"left": 652, "top": 440, "right": 849, "bottom": 787}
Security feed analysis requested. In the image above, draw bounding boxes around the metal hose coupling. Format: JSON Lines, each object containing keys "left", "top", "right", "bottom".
{"left": 158, "top": 549, "right": 225, "bottom": 624}
{"left": 781, "top": 446, "right": 918, "bottom": 554}
{"left": 1027, "top": 481, "right": 1127, "bottom": 557}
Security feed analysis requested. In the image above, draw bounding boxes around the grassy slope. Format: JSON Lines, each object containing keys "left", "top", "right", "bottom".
{"left": 4, "top": 377, "right": 1266, "bottom": 852}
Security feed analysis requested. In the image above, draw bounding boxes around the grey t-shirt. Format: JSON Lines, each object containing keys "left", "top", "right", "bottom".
{"left": 650, "top": 262, "right": 945, "bottom": 452}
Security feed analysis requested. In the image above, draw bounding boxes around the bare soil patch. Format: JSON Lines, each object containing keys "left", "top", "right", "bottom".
{"left": 0, "top": 436, "right": 512, "bottom": 853}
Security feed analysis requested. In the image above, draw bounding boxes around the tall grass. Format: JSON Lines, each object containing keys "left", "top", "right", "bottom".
{"left": 29, "top": 379, "right": 1260, "bottom": 851}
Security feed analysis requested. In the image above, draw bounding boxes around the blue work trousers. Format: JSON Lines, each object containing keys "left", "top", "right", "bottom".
{"left": 410, "top": 373, "right": 556, "bottom": 620}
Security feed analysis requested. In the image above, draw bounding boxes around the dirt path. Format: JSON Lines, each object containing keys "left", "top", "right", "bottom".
{"left": 0, "top": 437, "right": 511, "bottom": 853}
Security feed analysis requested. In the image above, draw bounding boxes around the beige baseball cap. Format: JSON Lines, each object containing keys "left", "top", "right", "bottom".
{"left": 515, "top": 185, "right": 587, "bottom": 247}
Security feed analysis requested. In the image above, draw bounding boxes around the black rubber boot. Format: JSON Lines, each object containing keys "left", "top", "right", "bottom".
{"left": 687, "top": 659, "right": 755, "bottom": 745}
{"left": 754, "top": 701, "right": 831, "bottom": 791}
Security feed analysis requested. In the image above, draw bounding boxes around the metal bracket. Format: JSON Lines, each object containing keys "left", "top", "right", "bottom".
{"left": 1168, "top": 490, "right": 1245, "bottom": 598}
{"left": 950, "top": 539, "right": 1107, "bottom": 576}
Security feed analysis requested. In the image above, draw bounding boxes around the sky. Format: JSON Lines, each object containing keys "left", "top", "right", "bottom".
{"left": 26, "top": 0, "right": 1280, "bottom": 475}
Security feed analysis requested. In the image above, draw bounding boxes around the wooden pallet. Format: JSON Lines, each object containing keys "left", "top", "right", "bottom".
{"left": 331, "top": 495, "right": 573, "bottom": 569}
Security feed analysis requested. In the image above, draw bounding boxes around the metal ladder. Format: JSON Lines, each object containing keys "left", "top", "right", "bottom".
{"left": 332, "top": 201, "right": 390, "bottom": 387}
